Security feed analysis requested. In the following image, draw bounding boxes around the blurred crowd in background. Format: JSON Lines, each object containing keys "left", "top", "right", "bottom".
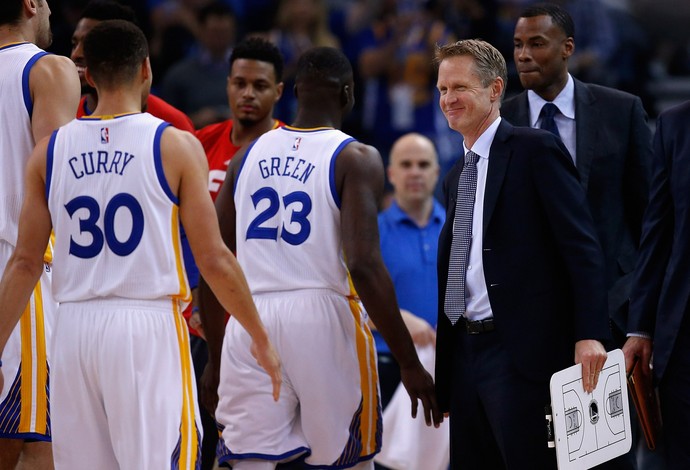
{"left": 45, "top": 0, "right": 690, "bottom": 188}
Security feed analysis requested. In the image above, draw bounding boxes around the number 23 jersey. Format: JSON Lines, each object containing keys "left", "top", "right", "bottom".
{"left": 235, "top": 126, "right": 355, "bottom": 296}
{"left": 46, "top": 113, "right": 190, "bottom": 304}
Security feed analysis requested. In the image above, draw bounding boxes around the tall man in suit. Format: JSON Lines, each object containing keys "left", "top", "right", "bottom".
{"left": 623, "top": 100, "right": 690, "bottom": 469}
{"left": 502, "top": 2, "right": 653, "bottom": 350}
{"left": 435, "top": 38, "right": 610, "bottom": 469}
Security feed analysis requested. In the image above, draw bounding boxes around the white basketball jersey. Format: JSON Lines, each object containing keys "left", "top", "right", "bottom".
{"left": 235, "top": 126, "right": 356, "bottom": 295}
{"left": 0, "top": 42, "right": 48, "bottom": 246}
{"left": 46, "top": 113, "right": 190, "bottom": 303}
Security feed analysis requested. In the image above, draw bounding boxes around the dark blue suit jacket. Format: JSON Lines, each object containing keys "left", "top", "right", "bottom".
{"left": 501, "top": 80, "right": 652, "bottom": 334}
{"left": 628, "top": 100, "right": 690, "bottom": 383}
{"left": 435, "top": 119, "right": 610, "bottom": 412}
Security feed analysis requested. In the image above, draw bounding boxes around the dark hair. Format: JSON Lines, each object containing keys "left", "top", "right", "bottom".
{"left": 0, "top": 0, "right": 24, "bottom": 26}
{"left": 84, "top": 19, "right": 148, "bottom": 88}
{"left": 295, "top": 47, "right": 352, "bottom": 88}
{"left": 197, "top": 1, "right": 234, "bottom": 25}
{"left": 80, "top": 0, "right": 138, "bottom": 24}
{"left": 521, "top": 2, "right": 575, "bottom": 38}
{"left": 230, "top": 37, "right": 284, "bottom": 82}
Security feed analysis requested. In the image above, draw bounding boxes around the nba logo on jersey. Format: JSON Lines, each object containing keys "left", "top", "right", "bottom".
{"left": 100, "top": 127, "right": 109, "bottom": 144}
{"left": 292, "top": 137, "right": 301, "bottom": 151}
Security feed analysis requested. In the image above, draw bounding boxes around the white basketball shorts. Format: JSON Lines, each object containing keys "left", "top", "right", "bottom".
{"left": 50, "top": 298, "right": 201, "bottom": 469}
{"left": 216, "top": 289, "right": 382, "bottom": 469}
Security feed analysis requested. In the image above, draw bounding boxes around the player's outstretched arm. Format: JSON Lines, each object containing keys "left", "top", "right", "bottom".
{"left": 30, "top": 55, "right": 80, "bottom": 142}
{"left": 0, "top": 138, "right": 54, "bottom": 382}
{"left": 197, "top": 145, "right": 244, "bottom": 412}
{"left": 162, "top": 129, "right": 281, "bottom": 404}
{"left": 336, "top": 142, "right": 442, "bottom": 427}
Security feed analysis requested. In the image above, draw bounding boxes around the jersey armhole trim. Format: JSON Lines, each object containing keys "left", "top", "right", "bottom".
{"left": 22, "top": 51, "right": 49, "bottom": 118}
{"left": 45, "top": 129, "right": 59, "bottom": 200}
{"left": 329, "top": 137, "right": 356, "bottom": 209}
{"left": 153, "top": 122, "right": 177, "bottom": 204}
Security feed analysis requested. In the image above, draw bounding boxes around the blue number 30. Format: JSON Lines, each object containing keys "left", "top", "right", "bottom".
{"left": 246, "top": 187, "right": 311, "bottom": 246}
{"left": 65, "top": 193, "right": 144, "bottom": 258}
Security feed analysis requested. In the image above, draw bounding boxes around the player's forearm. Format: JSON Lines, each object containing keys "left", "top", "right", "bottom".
{"left": 350, "top": 263, "right": 420, "bottom": 369}
{"left": 197, "top": 251, "right": 270, "bottom": 355}
{"left": 197, "top": 277, "right": 226, "bottom": 368}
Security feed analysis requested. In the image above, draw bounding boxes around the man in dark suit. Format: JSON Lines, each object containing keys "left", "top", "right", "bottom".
{"left": 502, "top": 3, "right": 653, "bottom": 350}
{"left": 435, "top": 38, "right": 610, "bottom": 469}
{"left": 624, "top": 101, "right": 690, "bottom": 469}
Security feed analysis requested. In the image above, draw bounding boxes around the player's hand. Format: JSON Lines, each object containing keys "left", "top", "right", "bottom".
{"left": 400, "top": 363, "right": 443, "bottom": 427}
{"left": 574, "top": 339, "right": 607, "bottom": 393}
{"left": 250, "top": 338, "right": 282, "bottom": 402}
{"left": 622, "top": 336, "right": 652, "bottom": 379}
{"left": 200, "top": 362, "right": 220, "bottom": 415}
{"left": 400, "top": 309, "right": 436, "bottom": 347}
{"left": 189, "top": 311, "right": 206, "bottom": 340}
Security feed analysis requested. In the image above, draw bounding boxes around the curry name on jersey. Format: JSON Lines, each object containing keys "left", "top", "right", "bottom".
{"left": 46, "top": 113, "right": 190, "bottom": 303}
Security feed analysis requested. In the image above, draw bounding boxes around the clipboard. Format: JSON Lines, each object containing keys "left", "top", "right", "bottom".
{"left": 549, "top": 349, "right": 632, "bottom": 469}
{"left": 626, "top": 356, "right": 662, "bottom": 450}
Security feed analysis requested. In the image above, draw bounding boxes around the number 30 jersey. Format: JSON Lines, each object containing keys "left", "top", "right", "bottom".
{"left": 46, "top": 113, "right": 190, "bottom": 304}
{"left": 234, "top": 126, "right": 355, "bottom": 296}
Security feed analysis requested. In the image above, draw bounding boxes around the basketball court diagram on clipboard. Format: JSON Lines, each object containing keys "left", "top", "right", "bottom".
{"left": 549, "top": 349, "right": 632, "bottom": 469}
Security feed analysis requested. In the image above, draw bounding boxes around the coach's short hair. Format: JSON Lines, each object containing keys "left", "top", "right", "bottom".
{"left": 521, "top": 3, "right": 575, "bottom": 39}
{"left": 84, "top": 19, "right": 148, "bottom": 89}
{"left": 435, "top": 39, "right": 507, "bottom": 98}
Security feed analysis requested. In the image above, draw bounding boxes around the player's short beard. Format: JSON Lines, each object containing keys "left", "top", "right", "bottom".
{"left": 237, "top": 117, "right": 259, "bottom": 128}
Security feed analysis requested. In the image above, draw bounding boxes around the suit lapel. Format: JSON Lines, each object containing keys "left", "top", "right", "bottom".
{"left": 574, "top": 79, "right": 597, "bottom": 192}
{"left": 482, "top": 120, "right": 512, "bottom": 237}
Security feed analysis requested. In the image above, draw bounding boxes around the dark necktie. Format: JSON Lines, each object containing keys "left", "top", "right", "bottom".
{"left": 540, "top": 102, "right": 561, "bottom": 138}
{"left": 444, "top": 151, "right": 479, "bottom": 325}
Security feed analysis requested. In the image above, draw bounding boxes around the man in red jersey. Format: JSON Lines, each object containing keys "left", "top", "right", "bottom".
{"left": 191, "top": 35, "right": 284, "bottom": 470}
{"left": 71, "top": 0, "right": 195, "bottom": 133}
{"left": 197, "top": 36, "right": 284, "bottom": 201}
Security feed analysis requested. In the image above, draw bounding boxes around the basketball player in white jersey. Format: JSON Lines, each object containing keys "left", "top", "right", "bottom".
{"left": 0, "top": 20, "right": 281, "bottom": 469}
{"left": 0, "top": 0, "right": 80, "bottom": 468}
{"left": 199, "top": 47, "right": 442, "bottom": 470}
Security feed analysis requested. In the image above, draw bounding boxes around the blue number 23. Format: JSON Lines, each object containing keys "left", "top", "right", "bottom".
{"left": 246, "top": 187, "right": 312, "bottom": 246}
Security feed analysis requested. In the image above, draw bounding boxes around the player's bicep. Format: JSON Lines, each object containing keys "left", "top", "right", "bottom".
{"left": 338, "top": 145, "right": 385, "bottom": 263}
{"left": 15, "top": 139, "right": 53, "bottom": 264}
{"left": 170, "top": 133, "right": 225, "bottom": 260}
{"left": 214, "top": 150, "right": 245, "bottom": 252}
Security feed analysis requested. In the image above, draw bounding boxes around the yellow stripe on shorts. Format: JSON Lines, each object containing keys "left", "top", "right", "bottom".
{"left": 172, "top": 300, "right": 199, "bottom": 469}
{"left": 347, "top": 279, "right": 381, "bottom": 458}
{"left": 19, "top": 280, "right": 49, "bottom": 434}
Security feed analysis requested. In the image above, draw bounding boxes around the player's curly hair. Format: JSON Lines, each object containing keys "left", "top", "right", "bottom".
{"left": 230, "top": 37, "right": 284, "bottom": 83}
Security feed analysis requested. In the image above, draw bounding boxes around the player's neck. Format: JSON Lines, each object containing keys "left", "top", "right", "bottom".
{"left": 0, "top": 28, "right": 33, "bottom": 48}
{"left": 231, "top": 117, "right": 276, "bottom": 147}
{"left": 90, "top": 91, "right": 143, "bottom": 118}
